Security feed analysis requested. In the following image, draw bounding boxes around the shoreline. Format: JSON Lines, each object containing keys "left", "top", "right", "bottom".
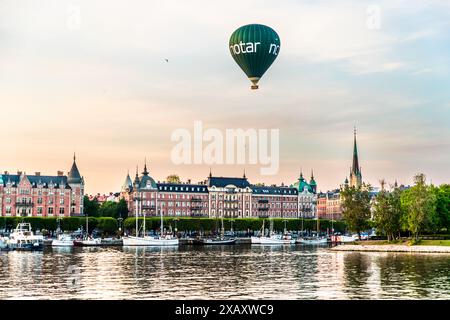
{"left": 330, "top": 244, "right": 450, "bottom": 253}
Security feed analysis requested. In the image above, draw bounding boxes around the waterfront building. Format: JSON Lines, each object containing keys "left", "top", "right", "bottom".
{"left": 291, "top": 170, "right": 317, "bottom": 219}
{"left": 0, "top": 155, "right": 84, "bottom": 217}
{"left": 207, "top": 172, "right": 252, "bottom": 218}
{"left": 120, "top": 166, "right": 304, "bottom": 219}
{"left": 251, "top": 185, "right": 298, "bottom": 218}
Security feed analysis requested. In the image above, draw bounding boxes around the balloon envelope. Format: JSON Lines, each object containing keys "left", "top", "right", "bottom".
{"left": 229, "top": 24, "right": 281, "bottom": 89}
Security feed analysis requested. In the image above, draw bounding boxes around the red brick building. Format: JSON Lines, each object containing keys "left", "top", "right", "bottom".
{"left": 0, "top": 155, "right": 84, "bottom": 217}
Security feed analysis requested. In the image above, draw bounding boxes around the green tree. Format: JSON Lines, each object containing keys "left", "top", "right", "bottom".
{"left": 433, "top": 184, "right": 450, "bottom": 232}
{"left": 98, "top": 201, "right": 119, "bottom": 218}
{"left": 117, "top": 199, "right": 129, "bottom": 219}
{"left": 401, "top": 173, "right": 437, "bottom": 239}
{"left": 373, "top": 180, "right": 403, "bottom": 241}
{"left": 166, "top": 174, "right": 181, "bottom": 184}
{"left": 341, "top": 184, "right": 372, "bottom": 239}
{"left": 83, "top": 196, "right": 100, "bottom": 217}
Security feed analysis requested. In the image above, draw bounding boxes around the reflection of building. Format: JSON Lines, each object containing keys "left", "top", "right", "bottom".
{"left": 0, "top": 155, "right": 84, "bottom": 217}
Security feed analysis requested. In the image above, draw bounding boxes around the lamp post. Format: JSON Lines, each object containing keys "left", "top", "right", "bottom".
{"left": 174, "top": 218, "right": 179, "bottom": 235}
{"left": 230, "top": 219, "right": 235, "bottom": 235}
{"left": 118, "top": 217, "right": 123, "bottom": 234}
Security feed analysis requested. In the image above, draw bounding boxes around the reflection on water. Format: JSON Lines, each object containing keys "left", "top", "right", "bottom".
{"left": 0, "top": 246, "right": 449, "bottom": 299}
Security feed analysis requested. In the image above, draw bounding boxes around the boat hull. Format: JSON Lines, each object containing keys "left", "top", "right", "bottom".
{"left": 122, "top": 236, "right": 179, "bottom": 246}
{"left": 193, "top": 238, "right": 236, "bottom": 245}
{"left": 252, "top": 236, "right": 294, "bottom": 245}
{"left": 52, "top": 240, "right": 74, "bottom": 247}
{"left": 297, "top": 238, "right": 328, "bottom": 245}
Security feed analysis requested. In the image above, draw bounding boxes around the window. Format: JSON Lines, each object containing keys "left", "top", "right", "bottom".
{"left": 6, "top": 207, "right": 11, "bottom": 214}
{"left": 37, "top": 207, "right": 43, "bottom": 215}
{"left": 48, "top": 198, "right": 53, "bottom": 204}
{"left": 48, "top": 207, "right": 54, "bottom": 214}
{"left": 60, "top": 198, "right": 64, "bottom": 205}
{"left": 6, "top": 197, "right": 11, "bottom": 204}
{"left": 59, "top": 207, "right": 65, "bottom": 214}
{"left": 37, "top": 197, "right": 42, "bottom": 204}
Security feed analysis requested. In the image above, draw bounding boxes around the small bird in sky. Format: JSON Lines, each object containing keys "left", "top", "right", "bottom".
{"left": 164, "top": 58, "right": 169, "bottom": 63}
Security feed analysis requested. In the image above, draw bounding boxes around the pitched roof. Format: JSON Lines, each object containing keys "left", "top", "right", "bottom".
{"left": 207, "top": 176, "right": 251, "bottom": 188}
{"left": 252, "top": 185, "right": 298, "bottom": 195}
{"left": 1, "top": 174, "right": 71, "bottom": 189}
{"left": 68, "top": 155, "right": 82, "bottom": 184}
{"left": 157, "top": 183, "right": 208, "bottom": 193}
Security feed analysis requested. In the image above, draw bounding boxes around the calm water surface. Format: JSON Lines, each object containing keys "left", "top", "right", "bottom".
{"left": 0, "top": 245, "right": 449, "bottom": 299}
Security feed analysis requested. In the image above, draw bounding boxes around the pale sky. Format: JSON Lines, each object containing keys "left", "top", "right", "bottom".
{"left": 1, "top": 0, "right": 449, "bottom": 194}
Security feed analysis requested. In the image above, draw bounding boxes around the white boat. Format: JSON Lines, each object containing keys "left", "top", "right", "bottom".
{"left": 73, "top": 237, "right": 102, "bottom": 246}
{"left": 297, "top": 237, "right": 328, "bottom": 245}
{"left": 258, "top": 234, "right": 295, "bottom": 245}
{"left": 122, "top": 200, "right": 179, "bottom": 246}
{"left": 0, "top": 236, "right": 9, "bottom": 250}
{"left": 52, "top": 234, "right": 74, "bottom": 247}
{"left": 122, "top": 234, "right": 179, "bottom": 246}
{"left": 7, "top": 223, "right": 44, "bottom": 250}
{"left": 251, "top": 219, "right": 294, "bottom": 245}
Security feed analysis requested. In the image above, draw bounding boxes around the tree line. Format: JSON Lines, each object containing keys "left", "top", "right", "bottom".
{"left": 341, "top": 173, "right": 450, "bottom": 241}
{"left": 83, "top": 196, "right": 128, "bottom": 219}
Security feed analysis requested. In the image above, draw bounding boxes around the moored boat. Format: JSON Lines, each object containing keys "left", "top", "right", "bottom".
{"left": 7, "top": 223, "right": 44, "bottom": 251}
{"left": 73, "top": 237, "right": 102, "bottom": 246}
{"left": 193, "top": 238, "right": 236, "bottom": 245}
{"left": 296, "top": 237, "right": 328, "bottom": 245}
{"left": 52, "top": 234, "right": 74, "bottom": 247}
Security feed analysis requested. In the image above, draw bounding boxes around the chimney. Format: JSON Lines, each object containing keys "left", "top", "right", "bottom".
{"left": 187, "top": 179, "right": 191, "bottom": 184}
{"left": 17, "top": 171, "right": 22, "bottom": 175}
{"left": 57, "top": 171, "right": 64, "bottom": 176}
{"left": 4, "top": 171, "right": 8, "bottom": 175}
{"left": 35, "top": 172, "right": 41, "bottom": 176}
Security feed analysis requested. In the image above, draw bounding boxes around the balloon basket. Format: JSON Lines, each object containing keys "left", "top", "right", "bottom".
{"left": 251, "top": 85, "right": 259, "bottom": 90}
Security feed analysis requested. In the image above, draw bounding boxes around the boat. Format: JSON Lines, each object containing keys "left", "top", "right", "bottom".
{"left": 122, "top": 199, "right": 179, "bottom": 246}
{"left": 193, "top": 238, "right": 236, "bottom": 245}
{"left": 0, "top": 236, "right": 10, "bottom": 250}
{"left": 251, "top": 219, "right": 295, "bottom": 245}
{"left": 193, "top": 214, "right": 236, "bottom": 245}
{"left": 73, "top": 236, "right": 102, "bottom": 246}
{"left": 72, "top": 214, "right": 102, "bottom": 246}
{"left": 52, "top": 234, "right": 74, "bottom": 247}
{"left": 296, "top": 237, "right": 328, "bottom": 245}
{"left": 7, "top": 223, "right": 44, "bottom": 251}
{"left": 330, "top": 235, "right": 355, "bottom": 243}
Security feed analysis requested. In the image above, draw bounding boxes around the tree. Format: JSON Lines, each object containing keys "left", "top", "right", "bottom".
{"left": 83, "top": 196, "right": 99, "bottom": 217}
{"left": 373, "top": 180, "right": 403, "bottom": 241}
{"left": 117, "top": 199, "right": 129, "bottom": 219}
{"left": 166, "top": 174, "right": 181, "bottom": 184}
{"left": 401, "top": 173, "right": 437, "bottom": 240}
{"left": 340, "top": 184, "right": 372, "bottom": 239}
{"left": 433, "top": 184, "right": 450, "bottom": 232}
{"left": 98, "top": 201, "right": 119, "bottom": 218}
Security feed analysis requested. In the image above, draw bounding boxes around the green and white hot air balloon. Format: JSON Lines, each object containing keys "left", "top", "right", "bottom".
{"left": 229, "top": 24, "right": 281, "bottom": 89}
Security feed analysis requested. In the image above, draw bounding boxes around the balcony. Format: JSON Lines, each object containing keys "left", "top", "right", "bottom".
{"left": 15, "top": 202, "right": 34, "bottom": 207}
{"left": 258, "top": 207, "right": 269, "bottom": 211}
{"left": 258, "top": 199, "right": 269, "bottom": 203}
{"left": 142, "top": 204, "right": 156, "bottom": 209}
{"left": 224, "top": 199, "right": 239, "bottom": 203}
{"left": 190, "top": 197, "right": 203, "bottom": 202}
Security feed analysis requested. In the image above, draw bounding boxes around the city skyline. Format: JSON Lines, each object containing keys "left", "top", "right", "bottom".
{"left": 1, "top": 0, "right": 449, "bottom": 194}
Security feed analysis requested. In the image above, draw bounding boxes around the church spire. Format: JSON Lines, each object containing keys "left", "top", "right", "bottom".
{"left": 142, "top": 157, "right": 149, "bottom": 176}
{"left": 352, "top": 127, "right": 360, "bottom": 176}
{"left": 349, "top": 128, "right": 362, "bottom": 188}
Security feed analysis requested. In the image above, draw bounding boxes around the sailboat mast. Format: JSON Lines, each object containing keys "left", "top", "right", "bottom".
{"left": 142, "top": 195, "right": 146, "bottom": 238}
{"left": 135, "top": 194, "right": 138, "bottom": 237}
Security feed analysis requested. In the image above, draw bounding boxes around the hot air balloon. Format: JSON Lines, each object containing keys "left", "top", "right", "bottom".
{"left": 229, "top": 24, "right": 280, "bottom": 90}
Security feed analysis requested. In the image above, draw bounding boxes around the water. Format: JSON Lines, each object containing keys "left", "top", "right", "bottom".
{"left": 0, "top": 245, "right": 449, "bottom": 300}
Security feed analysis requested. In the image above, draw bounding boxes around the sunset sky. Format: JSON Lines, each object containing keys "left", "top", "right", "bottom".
{"left": 1, "top": 0, "right": 449, "bottom": 194}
